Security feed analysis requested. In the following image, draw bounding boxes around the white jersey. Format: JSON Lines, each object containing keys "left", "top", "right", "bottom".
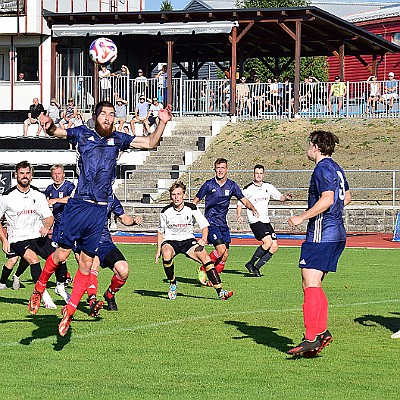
{"left": 241, "top": 181, "right": 282, "bottom": 224}
{"left": 158, "top": 202, "right": 209, "bottom": 241}
{"left": 0, "top": 185, "right": 53, "bottom": 243}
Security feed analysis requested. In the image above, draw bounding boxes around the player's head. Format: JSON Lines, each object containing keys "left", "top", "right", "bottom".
{"left": 169, "top": 181, "right": 186, "bottom": 207}
{"left": 94, "top": 101, "right": 115, "bottom": 137}
{"left": 15, "top": 160, "right": 33, "bottom": 189}
{"left": 50, "top": 164, "right": 65, "bottom": 184}
{"left": 253, "top": 164, "right": 265, "bottom": 183}
{"left": 214, "top": 158, "right": 228, "bottom": 181}
{"left": 308, "top": 130, "right": 339, "bottom": 158}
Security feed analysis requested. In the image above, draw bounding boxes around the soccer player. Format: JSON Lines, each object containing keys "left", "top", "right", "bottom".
{"left": 82, "top": 194, "right": 142, "bottom": 316}
{"left": 0, "top": 161, "right": 58, "bottom": 308}
{"left": 237, "top": 164, "right": 292, "bottom": 277}
{"left": 28, "top": 100, "right": 172, "bottom": 337}
{"left": 287, "top": 130, "right": 351, "bottom": 357}
{"left": 193, "top": 158, "right": 258, "bottom": 285}
{"left": 44, "top": 164, "right": 75, "bottom": 303}
{"left": 156, "top": 181, "right": 233, "bottom": 301}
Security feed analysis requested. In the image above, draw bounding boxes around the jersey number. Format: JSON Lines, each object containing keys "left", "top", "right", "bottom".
{"left": 337, "top": 170, "right": 345, "bottom": 201}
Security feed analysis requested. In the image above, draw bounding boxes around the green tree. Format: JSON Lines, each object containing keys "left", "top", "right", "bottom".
{"left": 237, "top": 0, "right": 309, "bottom": 8}
{"left": 160, "top": 0, "right": 173, "bottom": 11}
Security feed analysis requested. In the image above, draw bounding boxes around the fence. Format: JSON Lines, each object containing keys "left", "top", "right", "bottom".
{"left": 122, "top": 169, "right": 400, "bottom": 206}
{"left": 57, "top": 76, "right": 400, "bottom": 120}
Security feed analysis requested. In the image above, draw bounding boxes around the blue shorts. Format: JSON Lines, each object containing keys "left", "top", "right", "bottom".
{"left": 207, "top": 225, "right": 231, "bottom": 247}
{"left": 298, "top": 241, "right": 346, "bottom": 272}
{"left": 97, "top": 241, "right": 117, "bottom": 267}
{"left": 57, "top": 198, "right": 108, "bottom": 256}
{"left": 51, "top": 223, "right": 61, "bottom": 244}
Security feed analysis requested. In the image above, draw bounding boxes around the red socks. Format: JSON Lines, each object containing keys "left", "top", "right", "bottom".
{"left": 303, "top": 286, "right": 328, "bottom": 340}
{"left": 105, "top": 274, "right": 126, "bottom": 299}
{"left": 66, "top": 270, "right": 90, "bottom": 315}
{"left": 209, "top": 250, "right": 225, "bottom": 274}
{"left": 215, "top": 260, "right": 225, "bottom": 274}
{"left": 87, "top": 270, "right": 99, "bottom": 299}
{"left": 209, "top": 250, "right": 220, "bottom": 264}
{"left": 35, "top": 254, "right": 59, "bottom": 292}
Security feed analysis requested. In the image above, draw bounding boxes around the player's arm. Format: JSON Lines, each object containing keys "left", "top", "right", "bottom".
{"left": 48, "top": 196, "right": 70, "bottom": 206}
{"left": 279, "top": 193, "right": 293, "bottom": 202}
{"left": 0, "top": 224, "right": 10, "bottom": 254}
{"left": 192, "top": 197, "right": 200, "bottom": 205}
{"left": 155, "top": 231, "right": 164, "bottom": 264}
{"left": 288, "top": 190, "right": 334, "bottom": 227}
{"left": 39, "top": 215, "right": 54, "bottom": 237}
{"left": 118, "top": 213, "right": 143, "bottom": 226}
{"left": 236, "top": 201, "right": 244, "bottom": 224}
{"left": 344, "top": 190, "right": 351, "bottom": 206}
{"left": 240, "top": 197, "right": 259, "bottom": 218}
{"left": 129, "top": 104, "right": 172, "bottom": 149}
{"left": 39, "top": 115, "right": 67, "bottom": 138}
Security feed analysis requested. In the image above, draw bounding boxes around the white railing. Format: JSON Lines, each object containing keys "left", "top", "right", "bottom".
{"left": 56, "top": 76, "right": 400, "bottom": 120}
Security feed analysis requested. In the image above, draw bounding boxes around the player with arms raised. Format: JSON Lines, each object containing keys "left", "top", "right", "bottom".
{"left": 287, "top": 130, "right": 351, "bottom": 357}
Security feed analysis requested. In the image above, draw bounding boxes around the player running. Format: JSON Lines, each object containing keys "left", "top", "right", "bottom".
{"left": 156, "top": 181, "right": 233, "bottom": 301}
{"left": 237, "top": 164, "right": 292, "bottom": 277}
{"left": 287, "top": 130, "right": 351, "bottom": 357}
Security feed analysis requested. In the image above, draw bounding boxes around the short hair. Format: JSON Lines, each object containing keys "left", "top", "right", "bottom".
{"left": 94, "top": 101, "right": 115, "bottom": 117}
{"left": 15, "top": 160, "right": 33, "bottom": 174}
{"left": 214, "top": 158, "right": 228, "bottom": 168}
{"left": 309, "top": 130, "right": 339, "bottom": 156}
{"left": 50, "top": 164, "right": 64, "bottom": 173}
{"left": 169, "top": 181, "right": 186, "bottom": 195}
{"left": 253, "top": 164, "right": 264, "bottom": 172}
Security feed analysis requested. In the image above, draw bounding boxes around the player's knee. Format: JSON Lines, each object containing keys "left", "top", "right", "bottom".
{"left": 204, "top": 260, "right": 214, "bottom": 271}
{"left": 115, "top": 261, "right": 129, "bottom": 280}
{"left": 163, "top": 258, "right": 173, "bottom": 268}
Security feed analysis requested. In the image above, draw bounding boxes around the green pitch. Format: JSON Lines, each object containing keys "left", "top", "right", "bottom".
{"left": 0, "top": 245, "right": 399, "bottom": 399}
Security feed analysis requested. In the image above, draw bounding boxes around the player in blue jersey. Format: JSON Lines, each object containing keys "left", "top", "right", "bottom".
{"left": 287, "top": 130, "right": 351, "bottom": 357}
{"left": 44, "top": 164, "right": 75, "bottom": 303}
{"left": 28, "top": 100, "right": 172, "bottom": 336}
{"left": 193, "top": 158, "right": 258, "bottom": 284}
{"left": 81, "top": 194, "right": 142, "bottom": 315}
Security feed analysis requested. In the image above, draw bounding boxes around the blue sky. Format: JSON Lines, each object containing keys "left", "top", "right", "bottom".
{"left": 144, "top": 0, "right": 400, "bottom": 12}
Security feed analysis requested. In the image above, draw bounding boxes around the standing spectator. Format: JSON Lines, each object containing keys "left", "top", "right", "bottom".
{"left": 366, "top": 75, "right": 381, "bottom": 114}
{"left": 193, "top": 158, "right": 258, "bottom": 285}
{"left": 380, "top": 72, "right": 398, "bottom": 112}
{"left": 328, "top": 76, "right": 346, "bottom": 115}
{"left": 130, "top": 95, "right": 150, "bottom": 136}
{"left": 114, "top": 96, "right": 128, "bottom": 131}
{"left": 236, "top": 76, "right": 251, "bottom": 115}
{"left": 287, "top": 130, "right": 351, "bottom": 357}
{"left": 112, "top": 64, "right": 130, "bottom": 100}
{"left": 156, "top": 181, "right": 233, "bottom": 301}
{"left": 155, "top": 64, "right": 168, "bottom": 106}
{"left": 47, "top": 98, "right": 61, "bottom": 125}
{"left": 134, "top": 68, "right": 148, "bottom": 103}
{"left": 222, "top": 79, "right": 231, "bottom": 112}
{"left": 23, "top": 98, "right": 45, "bottom": 137}
{"left": 28, "top": 101, "right": 172, "bottom": 337}
{"left": 59, "top": 98, "right": 78, "bottom": 129}
{"left": 148, "top": 97, "right": 164, "bottom": 129}
{"left": 99, "top": 65, "right": 111, "bottom": 101}
{"left": 237, "top": 164, "right": 292, "bottom": 277}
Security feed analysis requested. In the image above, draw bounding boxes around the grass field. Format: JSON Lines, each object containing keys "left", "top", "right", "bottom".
{"left": 0, "top": 244, "right": 399, "bottom": 399}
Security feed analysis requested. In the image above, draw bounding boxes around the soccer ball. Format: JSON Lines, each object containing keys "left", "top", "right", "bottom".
{"left": 89, "top": 37, "right": 118, "bottom": 65}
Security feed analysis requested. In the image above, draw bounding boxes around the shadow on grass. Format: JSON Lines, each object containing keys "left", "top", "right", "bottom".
{"left": 354, "top": 312, "right": 400, "bottom": 334}
{"left": 225, "top": 320, "right": 293, "bottom": 353}
{"left": 133, "top": 289, "right": 212, "bottom": 301}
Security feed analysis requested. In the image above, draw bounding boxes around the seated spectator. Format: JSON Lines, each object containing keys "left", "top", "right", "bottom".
{"left": 73, "top": 113, "right": 85, "bottom": 127}
{"left": 59, "top": 98, "right": 78, "bottom": 129}
{"left": 114, "top": 95, "right": 128, "bottom": 131}
{"left": 366, "top": 75, "right": 380, "bottom": 113}
{"left": 148, "top": 97, "right": 164, "bottom": 128}
{"left": 23, "top": 97, "right": 45, "bottom": 137}
{"left": 130, "top": 94, "right": 150, "bottom": 136}
{"left": 122, "top": 125, "right": 131, "bottom": 135}
{"left": 380, "top": 72, "right": 398, "bottom": 112}
{"left": 46, "top": 98, "right": 61, "bottom": 125}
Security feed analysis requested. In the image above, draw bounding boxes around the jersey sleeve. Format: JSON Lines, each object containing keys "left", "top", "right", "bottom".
{"left": 66, "top": 181, "right": 76, "bottom": 196}
{"left": 66, "top": 127, "right": 79, "bottom": 147}
{"left": 111, "top": 196, "right": 125, "bottom": 218}
{"left": 36, "top": 192, "right": 53, "bottom": 219}
{"left": 157, "top": 212, "right": 167, "bottom": 234}
{"left": 232, "top": 181, "right": 245, "bottom": 200}
{"left": 43, "top": 185, "right": 51, "bottom": 198}
{"left": 266, "top": 183, "right": 283, "bottom": 200}
{"left": 118, "top": 131, "right": 135, "bottom": 151}
{"left": 195, "top": 181, "right": 209, "bottom": 201}
{"left": 193, "top": 207, "right": 209, "bottom": 230}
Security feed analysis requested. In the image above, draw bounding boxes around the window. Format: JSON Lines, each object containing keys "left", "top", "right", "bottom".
{"left": 393, "top": 33, "right": 400, "bottom": 46}
{"left": 16, "top": 46, "right": 38, "bottom": 81}
{"left": 0, "top": 47, "right": 10, "bottom": 80}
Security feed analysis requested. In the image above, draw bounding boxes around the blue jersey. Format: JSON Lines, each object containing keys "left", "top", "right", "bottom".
{"left": 99, "top": 195, "right": 125, "bottom": 245}
{"left": 195, "top": 178, "right": 244, "bottom": 227}
{"left": 66, "top": 126, "right": 133, "bottom": 202}
{"left": 44, "top": 180, "right": 75, "bottom": 224}
{"left": 306, "top": 158, "right": 349, "bottom": 243}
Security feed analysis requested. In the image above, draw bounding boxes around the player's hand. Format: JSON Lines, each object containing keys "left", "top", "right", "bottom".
{"left": 155, "top": 250, "right": 161, "bottom": 264}
{"left": 40, "top": 114, "right": 53, "bottom": 130}
{"left": 133, "top": 215, "right": 143, "bottom": 226}
{"left": 158, "top": 104, "right": 172, "bottom": 124}
{"left": 252, "top": 209, "right": 259, "bottom": 218}
{"left": 2, "top": 240, "right": 10, "bottom": 255}
{"left": 39, "top": 226, "right": 50, "bottom": 237}
{"left": 288, "top": 215, "right": 304, "bottom": 227}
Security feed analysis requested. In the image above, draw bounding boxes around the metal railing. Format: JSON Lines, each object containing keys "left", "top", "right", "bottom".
{"left": 122, "top": 169, "right": 400, "bottom": 206}
{"left": 57, "top": 76, "right": 400, "bottom": 119}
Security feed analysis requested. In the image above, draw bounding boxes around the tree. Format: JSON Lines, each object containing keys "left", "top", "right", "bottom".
{"left": 160, "top": 0, "right": 173, "bottom": 11}
{"left": 237, "top": 0, "right": 309, "bottom": 8}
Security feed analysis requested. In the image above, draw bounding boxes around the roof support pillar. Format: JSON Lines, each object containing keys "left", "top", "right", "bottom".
{"left": 339, "top": 43, "right": 345, "bottom": 80}
{"left": 293, "top": 20, "right": 301, "bottom": 116}
{"left": 230, "top": 25, "right": 238, "bottom": 116}
{"left": 166, "top": 37, "right": 174, "bottom": 107}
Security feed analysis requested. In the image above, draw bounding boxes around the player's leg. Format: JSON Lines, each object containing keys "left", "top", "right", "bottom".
{"left": 87, "top": 257, "right": 103, "bottom": 317}
{"left": 161, "top": 243, "right": 177, "bottom": 300}
{"left": 12, "top": 257, "right": 30, "bottom": 289}
{"left": 253, "top": 234, "right": 277, "bottom": 276}
{"left": 0, "top": 255, "right": 19, "bottom": 289}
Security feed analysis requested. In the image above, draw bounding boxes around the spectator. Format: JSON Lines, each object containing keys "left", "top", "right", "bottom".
{"left": 114, "top": 95, "right": 128, "bottom": 131}
{"left": 46, "top": 98, "right": 61, "bottom": 125}
{"left": 270, "top": 77, "right": 282, "bottom": 114}
{"left": 130, "top": 94, "right": 150, "bottom": 136}
{"left": 200, "top": 78, "right": 215, "bottom": 112}
{"left": 134, "top": 69, "right": 148, "bottom": 103}
{"left": 380, "top": 72, "right": 398, "bottom": 112}
{"left": 112, "top": 64, "right": 130, "bottom": 100}
{"left": 366, "top": 75, "right": 381, "bottom": 114}
{"left": 59, "top": 98, "right": 78, "bottom": 129}
{"left": 155, "top": 64, "right": 168, "bottom": 106}
{"left": 17, "top": 72, "right": 25, "bottom": 81}
{"left": 73, "top": 113, "right": 85, "bottom": 127}
{"left": 148, "top": 97, "right": 164, "bottom": 129}
{"left": 23, "top": 98, "right": 45, "bottom": 137}
{"left": 236, "top": 76, "right": 251, "bottom": 115}
{"left": 222, "top": 79, "right": 231, "bottom": 112}
{"left": 328, "top": 76, "right": 346, "bottom": 115}
{"left": 99, "top": 65, "right": 111, "bottom": 101}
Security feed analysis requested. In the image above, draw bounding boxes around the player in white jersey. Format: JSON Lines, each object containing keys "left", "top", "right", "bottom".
{"left": 156, "top": 181, "right": 233, "bottom": 301}
{"left": 237, "top": 164, "right": 292, "bottom": 276}
{"left": 0, "top": 161, "right": 58, "bottom": 308}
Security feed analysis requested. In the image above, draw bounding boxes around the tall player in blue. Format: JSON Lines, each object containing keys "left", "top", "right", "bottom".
{"left": 28, "top": 100, "right": 172, "bottom": 336}
{"left": 193, "top": 158, "right": 258, "bottom": 283}
{"left": 287, "top": 130, "right": 351, "bottom": 357}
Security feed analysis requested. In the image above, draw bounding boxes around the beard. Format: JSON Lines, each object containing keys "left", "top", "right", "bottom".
{"left": 17, "top": 178, "right": 30, "bottom": 189}
{"left": 95, "top": 119, "right": 113, "bottom": 137}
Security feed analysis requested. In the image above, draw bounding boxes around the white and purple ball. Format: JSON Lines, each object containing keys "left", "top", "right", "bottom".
{"left": 89, "top": 37, "right": 118, "bottom": 65}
